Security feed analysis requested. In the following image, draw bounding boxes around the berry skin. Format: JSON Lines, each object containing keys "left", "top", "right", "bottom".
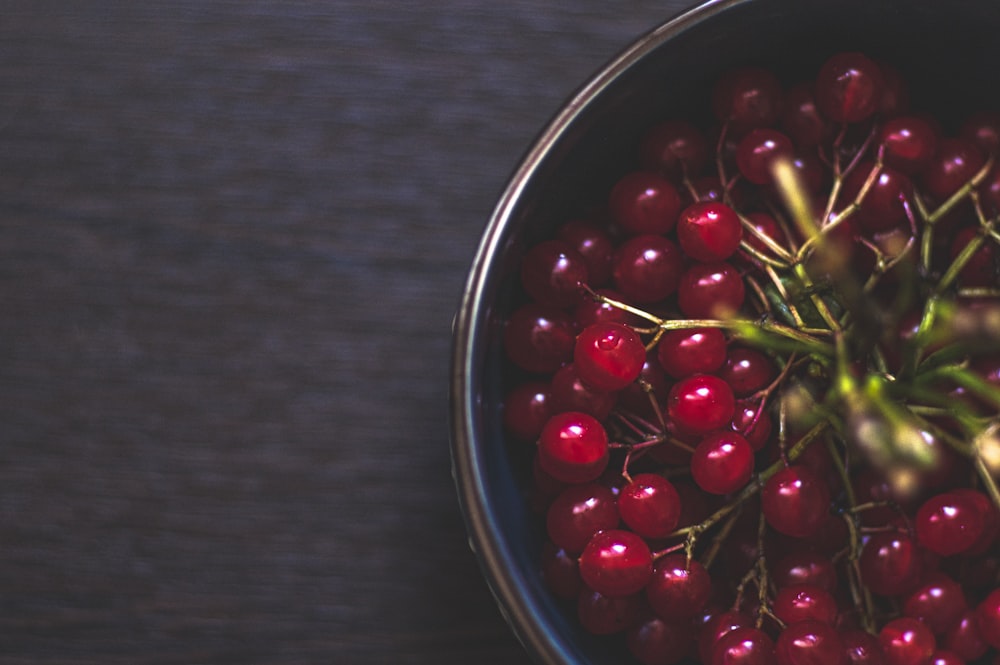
{"left": 549, "top": 363, "right": 617, "bottom": 421}
{"left": 859, "top": 530, "right": 921, "bottom": 597}
{"left": 502, "top": 381, "right": 552, "bottom": 442}
{"left": 761, "top": 465, "right": 830, "bottom": 538}
{"left": 711, "top": 626, "right": 776, "bottom": 665}
{"left": 915, "top": 490, "right": 986, "bottom": 556}
{"left": 943, "top": 609, "right": 990, "bottom": 661}
{"left": 718, "top": 347, "right": 777, "bottom": 397}
{"left": 976, "top": 588, "right": 1000, "bottom": 650}
{"left": 576, "top": 588, "right": 643, "bottom": 635}
{"left": 712, "top": 66, "right": 784, "bottom": 136}
{"left": 545, "top": 483, "right": 620, "bottom": 554}
{"left": 618, "top": 473, "right": 682, "bottom": 539}
{"left": 646, "top": 554, "right": 711, "bottom": 621}
{"left": 536, "top": 411, "right": 609, "bottom": 484}
{"left": 677, "top": 261, "right": 746, "bottom": 319}
{"left": 771, "top": 549, "right": 837, "bottom": 594}
{"left": 902, "top": 572, "right": 968, "bottom": 635}
{"left": 540, "top": 541, "right": 584, "bottom": 600}
{"left": 574, "top": 322, "right": 647, "bottom": 391}
{"left": 676, "top": 202, "right": 744, "bottom": 262}
{"left": 814, "top": 51, "right": 884, "bottom": 123}
{"left": 667, "top": 374, "right": 736, "bottom": 435}
{"left": 556, "top": 219, "right": 615, "bottom": 287}
{"left": 879, "top": 617, "right": 936, "bottom": 665}
{"left": 842, "top": 161, "right": 913, "bottom": 234}
{"left": 879, "top": 115, "right": 938, "bottom": 176}
{"left": 775, "top": 619, "right": 846, "bottom": 665}
{"left": 503, "top": 303, "right": 576, "bottom": 374}
{"left": 627, "top": 613, "right": 695, "bottom": 665}
{"left": 691, "top": 430, "right": 754, "bottom": 495}
{"left": 921, "top": 137, "right": 986, "bottom": 201}
{"left": 612, "top": 234, "right": 685, "bottom": 303}
{"left": 842, "top": 628, "right": 887, "bottom": 665}
{"left": 731, "top": 401, "right": 774, "bottom": 452}
{"left": 640, "top": 119, "right": 711, "bottom": 179}
{"left": 657, "top": 327, "right": 728, "bottom": 379}
{"left": 772, "top": 584, "right": 839, "bottom": 625}
{"left": 520, "top": 239, "right": 589, "bottom": 308}
{"left": 610, "top": 170, "right": 683, "bottom": 235}
{"left": 699, "top": 610, "right": 754, "bottom": 665}
{"left": 735, "top": 128, "right": 794, "bottom": 185}
{"left": 578, "top": 529, "right": 653, "bottom": 597}
{"left": 781, "top": 82, "right": 832, "bottom": 149}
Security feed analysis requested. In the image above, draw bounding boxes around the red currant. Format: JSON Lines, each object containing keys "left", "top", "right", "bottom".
{"left": 677, "top": 261, "right": 746, "bottom": 319}
{"left": 667, "top": 374, "right": 736, "bottom": 435}
{"left": 537, "top": 411, "right": 609, "bottom": 484}
{"left": 902, "top": 572, "right": 968, "bottom": 635}
{"left": 879, "top": 617, "right": 936, "bottom": 665}
{"left": 921, "top": 137, "right": 986, "bottom": 201}
{"left": 915, "top": 490, "right": 986, "bottom": 556}
{"left": 677, "top": 202, "right": 745, "bottom": 262}
{"left": 736, "top": 128, "right": 794, "bottom": 185}
{"left": 712, "top": 66, "right": 784, "bottom": 136}
{"left": 546, "top": 482, "right": 620, "bottom": 554}
{"left": 976, "top": 587, "right": 1000, "bottom": 650}
{"left": 646, "top": 554, "right": 711, "bottom": 621}
{"left": 578, "top": 529, "right": 653, "bottom": 597}
{"left": 502, "top": 381, "right": 553, "bottom": 442}
{"left": 574, "top": 321, "right": 646, "bottom": 391}
{"left": 640, "top": 119, "right": 711, "bottom": 179}
{"left": 520, "top": 239, "right": 589, "bottom": 308}
{"left": 859, "top": 529, "right": 922, "bottom": 597}
{"left": 576, "top": 587, "right": 643, "bottom": 635}
{"left": 842, "top": 629, "right": 887, "bottom": 665}
{"left": 612, "top": 234, "right": 684, "bottom": 304}
{"left": 610, "top": 170, "right": 683, "bottom": 235}
{"left": 718, "top": 346, "right": 777, "bottom": 397}
{"left": 711, "top": 626, "right": 776, "bottom": 665}
{"left": 781, "top": 82, "right": 832, "bottom": 149}
{"left": 879, "top": 115, "right": 938, "bottom": 176}
{"left": 556, "top": 219, "right": 615, "bottom": 287}
{"left": 775, "top": 619, "right": 846, "bottom": 665}
{"left": 814, "top": 52, "right": 884, "bottom": 124}
{"left": 691, "top": 430, "right": 754, "bottom": 495}
{"left": 503, "top": 302, "right": 576, "bottom": 374}
{"left": 773, "top": 583, "right": 839, "bottom": 625}
{"left": 657, "top": 327, "right": 728, "bottom": 379}
{"left": 761, "top": 465, "right": 830, "bottom": 538}
{"left": 627, "top": 613, "right": 695, "bottom": 665}
{"left": 540, "top": 541, "right": 584, "bottom": 600}
{"left": 549, "top": 363, "right": 617, "bottom": 421}
{"left": 618, "top": 473, "right": 682, "bottom": 540}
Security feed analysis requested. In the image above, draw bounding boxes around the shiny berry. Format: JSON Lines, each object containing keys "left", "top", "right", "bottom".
{"left": 879, "top": 115, "right": 938, "bottom": 176}
{"left": 711, "top": 626, "right": 776, "bottom": 665}
{"left": 574, "top": 322, "right": 646, "bottom": 391}
{"left": 677, "top": 261, "right": 746, "bottom": 319}
{"left": 502, "top": 380, "right": 552, "bottom": 441}
{"left": 922, "top": 138, "right": 986, "bottom": 201}
{"left": 646, "top": 554, "right": 711, "bottom": 621}
{"left": 520, "top": 239, "right": 589, "bottom": 308}
{"left": 677, "top": 201, "right": 745, "bottom": 262}
{"left": 915, "top": 490, "right": 986, "bottom": 556}
{"left": 549, "top": 363, "right": 617, "bottom": 421}
{"left": 736, "top": 128, "right": 795, "bottom": 185}
{"left": 640, "top": 119, "right": 711, "bottom": 179}
{"left": 618, "top": 473, "right": 682, "bottom": 539}
{"left": 781, "top": 82, "right": 832, "bottom": 148}
{"left": 612, "top": 234, "right": 684, "bottom": 304}
{"left": 879, "top": 617, "right": 936, "bottom": 665}
{"left": 627, "top": 613, "right": 695, "bottom": 665}
{"left": 577, "top": 587, "right": 643, "bottom": 635}
{"left": 842, "top": 629, "right": 887, "bottom": 665}
{"left": 691, "top": 430, "right": 754, "bottom": 495}
{"left": 712, "top": 66, "right": 784, "bottom": 136}
{"left": 976, "top": 588, "right": 1000, "bottom": 650}
{"left": 540, "top": 541, "right": 584, "bottom": 600}
{"left": 775, "top": 620, "right": 846, "bottom": 665}
{"left": 902, "top": 572, "right": 968, "bottom": 635}
{"left": 546, "top": 483, "right": 619, "bottom": 554}
{"left": 773, "top": 584, "right": 839, "bottom": 625}
{"left": 761, "top": 465, "right": 830, "bottom": 538}
{"left": 610, "top": 171, "right": 683, "bottom": 235}
{"left": 503, "top": 303, "right": 576, "bottom": 374}
{"left": 719, "top": 347, "right": 777, "bottom": 397}
{"left": 556, "top": 219, "right": 615, "bottom": 287}
{"left": 537, "top": 411, "right": 609, "bottom": 484}
{"left": 667, "top": 374, "right": 736, "bottom": 434}
{"left": 859, "top": 530, "right": 921, "bottom": 597}
{"left": 771, "top": 549, "right": 837, "bottom": 593}
{"left": 814, "top": 52, "right": 884, "bottom": 124}
{"left": 579, "top": 529, "right": 653, "bottom": 597}
{"left": 657, "top": 327, "right": 728, "bottom": 379}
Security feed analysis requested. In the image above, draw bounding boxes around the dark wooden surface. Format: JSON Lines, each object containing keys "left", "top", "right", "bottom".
{"left": 0, "top": 2, "right": 693, "bottom": 662}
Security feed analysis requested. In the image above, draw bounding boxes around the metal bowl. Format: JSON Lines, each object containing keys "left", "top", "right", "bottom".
{"left": 450, "top": 1, "right": 1000, "bottom": 663}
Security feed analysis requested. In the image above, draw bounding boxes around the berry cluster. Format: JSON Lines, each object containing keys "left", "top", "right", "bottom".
{"left": 501, "top": 51, "right": 1000, "bottom": 665}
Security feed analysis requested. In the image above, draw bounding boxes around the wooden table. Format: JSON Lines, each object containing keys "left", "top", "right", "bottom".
{"left": 0, "top": 2, "right": 692, "bottom": 662}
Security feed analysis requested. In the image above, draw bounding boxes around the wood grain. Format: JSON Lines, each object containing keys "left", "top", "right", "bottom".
{"left": 0, "top": 2, "right": 693, "bottom": 662}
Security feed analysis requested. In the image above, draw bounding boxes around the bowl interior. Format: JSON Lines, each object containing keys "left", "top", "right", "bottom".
{"left": 452, "top": 0, "right": 1000, "bottom": 663}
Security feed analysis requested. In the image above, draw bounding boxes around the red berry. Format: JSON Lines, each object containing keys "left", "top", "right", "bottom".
{"left": 775, "top": 619, "right": 846, "bottom": 665}
{"left": 691, "top": 430, "right": 754, "bottom": 495}
{"left": 574, "top": 322, "right": 646, "bottom": 391}
{"left": 646, "top": 554, "right": 711, "bottom": 621}
{"left": 879, "top": 115, "right": 938, "bottom": 176}
{"left": 711, "top": 626, "right": 776, "bottom": 665}
{"left": 915, "top": 490, "right": 986, "bottom": 556}
{"left": 814, "top": 52, "right": 884, "bottom": 124}
{"left": 540, "top": 541, "right": 584, "bottom": 600}
{"left": 773, "top": 584, "right": 839, "bottom": 625}
{"left": 577, "top": 587, "right": 643, "bottom": 635}
{"left": 781, "top": 82, "right": 833, "bottom": 149}
{"left": 677, "top": 202, "right": 745, "bottom": 262}
{"left": 677, "top": 261, "right": 746, "bottom": 319}
{"left": 556, "top": 219, "right": 615, "bottom": 287}
{"left": 944, "top": 609, "right": 990, "bottom": 661}
{"left": 546, "top": 483, "right": 620, "bottom": 554}
{"left": 949, "top": 226, "right": 999, "bottom": 288}
{"left": 879, "top": 617, "right": 936, "bottom": 665}
{"left": 902, "top": 572, "right": 968, "bottom": 635}
{"left": 618, "top": 473, "right": 682, "bottom": 539}
{"left": 959, "top": 110, "right": 1000, "bottom": 155}
{"left": 520, "top": 239, "right": 589, "bottom": 308}
{"left": 612, "top": 234, "right": 684, "bottom": 304}
{"left": 859, "top": 530, "right": 922, "bottom": 597}
{"left": 976, "top": 588, "right": 1000, "bottom": 650}
{"left": 761, "top": 465, "right": 830, "bottom": 538}
{"left": 537, "top": 411, "right": 609, "bottom": 484}
{"left": 502, "top": 380, "right": 552, "bottom": 441}
{"left": 842, "top": 629, "right": 887, "bottom": 665}
{"left": 640, "top": 119, "right": 711, "bottom": 179}
{"left": 921, "top": 137, "right": 986, "bottom": 201}
{"left": 610, "top": 171, "right": 683, "bottom": 235}
{"left": 771, "top": 549, "right": 837, "bottom": 593}
{"left": 667, "top": 374, "right": 736, "bottom": 434}
{"left": 657, "top": 327, "right": 728, "bottom": 379}
{"left": 627, "top": 613, "right": 695, "bottom": 665}
{"left": 712, "top": 66, "right": 784, "bottom": 136}
{"left": 736, "top": 128, "right": 795, "bottom": 185}
{"left": 700, "top": 610, "right": 754, "bottom": 664}
{"left": 579, "top": 529, "right": 653, "bottom": 597}
{"left": 549, "top": 363, "right": 617, "bottom": 421}
{"left": 503, "top": 302, "right": 576, "bottom": 374}
{"left": 842, "top": 161, "right": 913, "bottom": 234}
{"left": 718, "top": 347, "right": 777, "bottom": 397}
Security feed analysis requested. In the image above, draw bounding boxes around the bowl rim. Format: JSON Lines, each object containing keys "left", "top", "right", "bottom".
{"left": 449, "top": 0, "right": 748, "bottom": 662}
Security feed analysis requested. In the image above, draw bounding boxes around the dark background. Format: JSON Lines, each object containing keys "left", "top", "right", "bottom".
{"left": 0, "top": 2, "right": 692, "bottom": 663}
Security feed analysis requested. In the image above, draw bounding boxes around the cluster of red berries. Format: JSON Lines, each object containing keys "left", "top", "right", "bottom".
{"left": 501, "top": 51, "right": 1000, "bottom": 665}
